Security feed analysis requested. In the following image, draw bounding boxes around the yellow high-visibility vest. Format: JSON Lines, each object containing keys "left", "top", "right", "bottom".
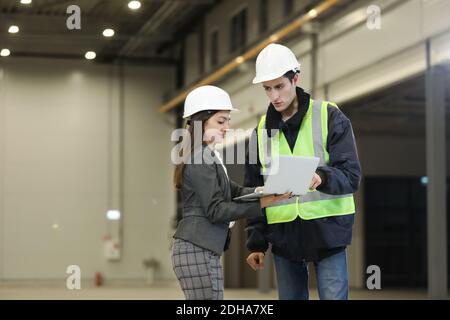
{"left": 257, "top": 99, "right": 355, "bottom": 224}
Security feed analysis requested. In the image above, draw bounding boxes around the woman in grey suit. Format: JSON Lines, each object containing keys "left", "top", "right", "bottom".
{"left": 172, "top": 85, "right": 289, "bottom": 300}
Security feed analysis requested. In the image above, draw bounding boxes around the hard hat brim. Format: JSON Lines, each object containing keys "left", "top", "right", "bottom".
{"left": 183, "top": 106, "right": 240, "bottom": 119}
{"left": 252, "top": 68, "right": 300, "bottom": 84}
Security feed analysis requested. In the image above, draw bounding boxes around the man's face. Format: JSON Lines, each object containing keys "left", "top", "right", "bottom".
{"left": 262, "top": 74, "right": 298, "bottom": 113}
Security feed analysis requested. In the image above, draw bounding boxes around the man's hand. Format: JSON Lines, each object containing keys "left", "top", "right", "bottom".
{"left": 246, "top": 252, "right": 265, "bottom": 270}
{"left": 309, "top": 173, "right": 322, "bottom": 190}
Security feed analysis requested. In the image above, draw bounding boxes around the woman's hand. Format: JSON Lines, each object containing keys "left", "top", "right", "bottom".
{"left": 259, "top": 192, "right": 291, "bottom": 208}
{"left": 255, "top": 186, "right": 264, "bottom": 193}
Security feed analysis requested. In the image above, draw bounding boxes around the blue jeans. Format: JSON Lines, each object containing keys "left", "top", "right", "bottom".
{"left": 273, "top": 249, "right": 348, "bottom": 300}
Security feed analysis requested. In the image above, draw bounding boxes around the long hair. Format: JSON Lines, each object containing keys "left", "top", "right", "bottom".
{"left": 173, "top": 110, "right": 217, "bottom": 189}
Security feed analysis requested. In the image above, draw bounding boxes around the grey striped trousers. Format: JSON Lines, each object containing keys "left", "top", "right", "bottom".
{"left": 171, "top": 238, "right": 224, "bottom": 300}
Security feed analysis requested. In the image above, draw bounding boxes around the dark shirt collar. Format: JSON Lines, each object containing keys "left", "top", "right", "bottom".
{"left": 265, "top": 87, "right": 311, "bottom": 133}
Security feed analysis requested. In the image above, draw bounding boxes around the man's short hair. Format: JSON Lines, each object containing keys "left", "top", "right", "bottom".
{"left": 283, "top": 70, "right": 299, "bottom": 82}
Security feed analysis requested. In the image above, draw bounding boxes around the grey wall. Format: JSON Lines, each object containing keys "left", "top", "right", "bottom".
{"left": 0, "top": 58, "right": 176, "bottom": 281}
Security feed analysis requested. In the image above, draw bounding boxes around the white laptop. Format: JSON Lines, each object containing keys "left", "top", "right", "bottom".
{"left": 233, "top": 155, "right": 320, "bottom": 201}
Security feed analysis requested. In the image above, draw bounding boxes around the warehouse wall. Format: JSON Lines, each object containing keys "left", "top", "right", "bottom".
{"left": 0, "top": 58, "right": 176, "bottom": 282}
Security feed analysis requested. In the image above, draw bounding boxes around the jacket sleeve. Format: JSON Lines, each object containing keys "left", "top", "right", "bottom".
{"left": 316, "top": 106, "right": 361, "bottom": 195}
{"left": 185, "top": 163, "right": 263, "bottom": 224}
{"left": 244, "top": 129, "right": 270, "bottom": 253}
{"left": 229, "top": 180, "right": 255, "bottom": 198}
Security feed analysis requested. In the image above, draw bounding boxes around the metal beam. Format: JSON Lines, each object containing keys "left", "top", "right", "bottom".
{"left": 0, "top": 33, "right": 173, "bottom": 43}
{"left": 146, "top": 0, "right": 215, "bottom": 3}
{"left": 0, "top": 12, "right": 119, "bottom": 21}
{"left": 32, "top": 0, "right": 73, "bottom": 10}
{"left": 118, "top": 1, "right": 182, "bottom": 57}
{"left": 425, "top": 41, "right": 448, "bottom": 300}
{"left": 157, "top": 0, "right": 341, "bottom": 113}
{"left": 4, "top": 51, "right": 177, "bottom": 65}
{"left": 0, "top": 12, "right": 68, "bottom": 20}
{"left": 155, "top": 4, "right": 215, "bottom": 55}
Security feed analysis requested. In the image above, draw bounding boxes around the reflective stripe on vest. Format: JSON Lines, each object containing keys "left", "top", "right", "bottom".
{"left": 257, "top": 99, "right": 355, "bottom": 223}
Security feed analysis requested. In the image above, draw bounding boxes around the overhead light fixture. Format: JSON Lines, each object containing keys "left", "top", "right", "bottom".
{"left": 20, "top": 0, "right": 32, "bottom": 4}
{"left": 1, "top": 49, "right": 11, "bottom": 57}
{"left": 308, "top": 9, "right": 318, "bottom": 18}
{"left": 85, "top": 51, "right": 96, "bottom": 60}
{"left": 8, "top": 25, "right": 19, "bottom": 34}
{"left": 128, "top": 1, "right": 141, "bottom": 10}
{"left": 103, "top": 28, "right": 115, "bottom": 37}
{"left": 269, "top": 34, "right": 279, "bottom": 42}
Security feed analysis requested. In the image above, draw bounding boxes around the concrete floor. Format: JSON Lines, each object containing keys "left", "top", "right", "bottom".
{"left": 0, "top": 281, "right": 437, "bottom": 300}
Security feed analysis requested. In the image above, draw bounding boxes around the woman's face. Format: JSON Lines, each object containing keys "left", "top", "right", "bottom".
{"left": 204, "top": 111, "right": 231, "bottom": 145}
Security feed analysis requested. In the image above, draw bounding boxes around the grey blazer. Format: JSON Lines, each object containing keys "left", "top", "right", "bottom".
{"left": 174, "top": 146, "right": 263, "bottom": 255}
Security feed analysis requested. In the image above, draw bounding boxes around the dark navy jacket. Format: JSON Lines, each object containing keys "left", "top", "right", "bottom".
{"left": 244, "top": 87, "right": 361, "bottom": 262}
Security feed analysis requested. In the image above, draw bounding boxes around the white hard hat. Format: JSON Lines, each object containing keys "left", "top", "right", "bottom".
{"left": 252, "top": 43, "right": 300, "bottom": 84}
{"left": 183, "top": 85, "right": 239, "bottom": 118}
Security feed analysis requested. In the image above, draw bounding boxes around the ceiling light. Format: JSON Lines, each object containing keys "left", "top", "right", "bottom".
{"left": 103, "top": 28, "right": 115, "bottom": 37}
{"left": 106, "top": 210, "right": 121, "bottom": 221}
{"left": 308, "top": 9, "right": 318, "bottom": 18}
{"left": 270, "top": 34, "right": 279, "bottom": 42}
{"left": 20, "top": 0, "right": 32, "bottom": 4}
{"left": 85, "top": 51, "right": 96, "bottom": 60}
{"left": 128, "top": 1, "right": 141, "bottom": 10}
{"left": 1, "top": 49, "right": 11, "bottom": 57}
{"left": 8, "top": 25, "right": 19, "bottom": 34}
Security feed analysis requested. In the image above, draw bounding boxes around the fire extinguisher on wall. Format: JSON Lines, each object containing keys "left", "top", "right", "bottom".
{"left": 95, "top": 272, "right": 103, "bottom": 287}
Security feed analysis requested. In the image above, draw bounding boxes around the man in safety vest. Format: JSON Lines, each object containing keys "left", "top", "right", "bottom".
{"left": 245, "top": 43, "right": 361, "bottom": 300}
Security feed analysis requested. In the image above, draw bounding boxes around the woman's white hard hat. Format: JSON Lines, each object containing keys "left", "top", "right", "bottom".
{"left": 183, "top": 85, "right": 239, "bottom": 118}
{"left": 252, "top": 43, "right": 300, "bottom": 84}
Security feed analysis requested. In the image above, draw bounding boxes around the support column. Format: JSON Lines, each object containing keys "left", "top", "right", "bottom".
{"left": 0, "top": 64, "right": 5, "bottom": 281}
{"left": 310, "top": 32, "right": 319, "bottom": 97}
{"left": 258, "top": 249, "right": 273, "bottom": 293}
{"left": 425, "top": 41, "right": 447, "bottom": 299}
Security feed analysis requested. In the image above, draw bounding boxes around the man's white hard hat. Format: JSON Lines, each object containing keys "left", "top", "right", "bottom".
{"left": 183, "top": 85, "right": 239, "bottom": 118}
{"left": 252, "top": 43, "right": 300, "bottom": 84}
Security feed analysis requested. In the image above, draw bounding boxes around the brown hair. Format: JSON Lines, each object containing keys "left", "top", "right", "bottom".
{"left": 283, "top": 70, "right": 300, "bottom": 82}
{"left": 173, "top": 110, "right": 217, "bottom": 189}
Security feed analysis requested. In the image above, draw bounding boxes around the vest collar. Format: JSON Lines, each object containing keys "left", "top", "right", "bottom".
{"left": 265, "top": 87, "right": 311, "bottom": 136}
